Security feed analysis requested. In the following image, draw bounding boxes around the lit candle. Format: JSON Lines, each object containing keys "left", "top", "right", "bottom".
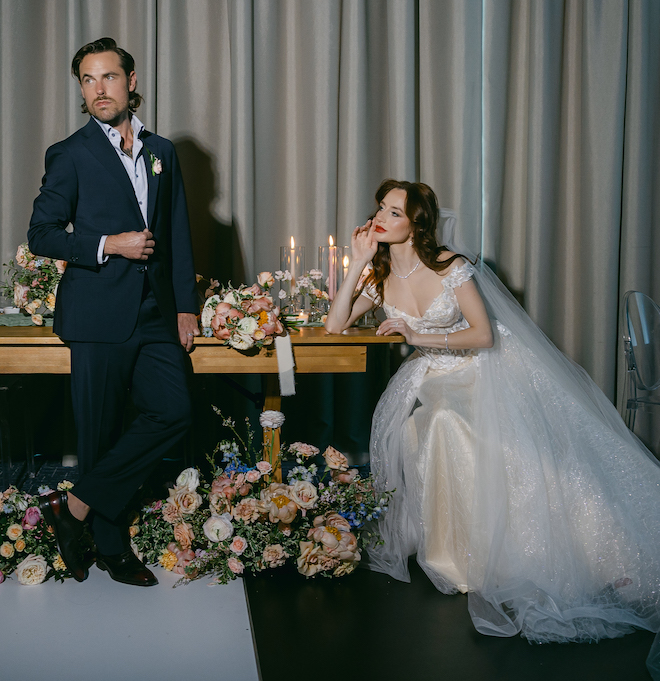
{"left": 328, "top": 235, "right": 337, "bottom": 300}
{"left": 342, "top": 254, "right": 349, "bottom": 281}
{"left": 298, "top": 311, "right": 309, "bottom": 324}
{"left": 290, "top": 236, "right": 296, "bottom": 285}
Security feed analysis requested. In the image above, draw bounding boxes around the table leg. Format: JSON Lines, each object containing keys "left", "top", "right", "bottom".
{"left": 262, "top": 374, "right": 282, "bottom": 482}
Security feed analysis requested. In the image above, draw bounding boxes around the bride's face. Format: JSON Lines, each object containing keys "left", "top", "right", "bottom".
{"left": 373, "top": 189, "right": 412, "bottom": 244}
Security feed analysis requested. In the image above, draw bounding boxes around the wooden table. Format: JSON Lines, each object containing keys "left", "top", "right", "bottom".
{"left": 0, "top": 326, "right": 403, "bottom": 483}
{"left": 0, "top": 325, "right": 402, "bottom": 376}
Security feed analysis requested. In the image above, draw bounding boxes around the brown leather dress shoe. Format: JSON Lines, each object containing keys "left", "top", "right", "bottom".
{"left": 97, "top": 550, "right": 158, "bottom": 586}
{"left": 39, "top": 491, "right": 88, "bottom": 582}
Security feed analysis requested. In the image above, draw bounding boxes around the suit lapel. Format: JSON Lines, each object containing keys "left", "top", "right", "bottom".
{"left": 80, "top": 119, "right": 144, "bottom": 225}
{"left": 141, "top": 133, "right": 161, "bottom": 229}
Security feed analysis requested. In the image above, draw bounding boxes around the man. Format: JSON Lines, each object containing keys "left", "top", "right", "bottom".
{"left": 28, "top": 37, "right": 200, "bottom": 586}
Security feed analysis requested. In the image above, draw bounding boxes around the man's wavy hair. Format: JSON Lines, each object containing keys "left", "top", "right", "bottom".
{"left": 357, "top": 179, "right": 465, "bottom": 307}
{"left": 71, "top": 37, "right": 143, "bottom": 114}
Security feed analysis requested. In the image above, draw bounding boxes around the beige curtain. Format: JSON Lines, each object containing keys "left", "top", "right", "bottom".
{"left": 1, "top": 0, "right": 659, "bottom": 413}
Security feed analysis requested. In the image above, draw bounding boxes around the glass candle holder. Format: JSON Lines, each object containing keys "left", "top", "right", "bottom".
{"left": 319, "top": 240, "right": 339, "bottom": 300}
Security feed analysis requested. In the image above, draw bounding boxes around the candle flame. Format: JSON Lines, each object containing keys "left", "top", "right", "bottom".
{"left": 290, "top": 236, "right": 295, "bottom": 249}
{"left": 329, "top": 235, "right": 334, "bottom": 247}
{"left": 343, "top": 255, "right": 349, "bottom": 267}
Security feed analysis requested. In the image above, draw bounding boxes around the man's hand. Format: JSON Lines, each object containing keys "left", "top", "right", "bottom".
{"left": 178, "top": 312, "right": 200, "bottom": 353}
{"left": 104, "top": 228, "right": 155, "bottom": 260}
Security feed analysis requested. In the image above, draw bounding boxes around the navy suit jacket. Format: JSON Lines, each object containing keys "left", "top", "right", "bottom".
{"left": 28, "top": 118, "right": 198, "bottom": 343}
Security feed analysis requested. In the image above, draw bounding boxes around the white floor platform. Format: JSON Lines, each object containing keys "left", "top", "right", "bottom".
{"left": 0, "top": 565, "right": 259, "bottom": 681}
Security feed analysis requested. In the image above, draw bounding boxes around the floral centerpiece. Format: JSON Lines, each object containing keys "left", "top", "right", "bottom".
{"left": 0, "top": 483, "right": 81, "bottom": 585}
{"left": 275, "top": 269, "right": 329, "bottom": 321}
{"left": 200, "top": 272, "right": 289, "bottom": 350}
{"left": 131, "top": 409, "right": 393, "bottom": 585}
{"left": 1, "top": 243, "right": 66, "bottom": 325}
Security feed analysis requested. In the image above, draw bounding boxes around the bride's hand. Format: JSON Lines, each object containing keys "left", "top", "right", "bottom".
{"left": 376, "top": 318, "right": 416, "bottom": 344}
{"left": 351, "top": 219, "right": 377, "bottom": 264}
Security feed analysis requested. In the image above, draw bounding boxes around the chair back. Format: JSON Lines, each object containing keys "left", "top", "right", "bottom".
{"left": 623, "top": 291, "right": 660, "bottom": 391}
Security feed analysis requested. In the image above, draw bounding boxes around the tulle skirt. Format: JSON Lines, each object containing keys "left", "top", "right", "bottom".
{"left": 367, "top": 330, "right": 660, "bottom": 673}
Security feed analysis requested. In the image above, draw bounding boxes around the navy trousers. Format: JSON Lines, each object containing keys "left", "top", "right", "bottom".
{"left": 69, "top": 290, "right": 192, "bottom": 554}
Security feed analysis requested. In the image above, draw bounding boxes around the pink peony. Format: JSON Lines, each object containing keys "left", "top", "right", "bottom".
{"left": 228, "top": 557, "right": 244, "bottom": 574}
{"left": 21, "top": 506, "right": 41, "bottom": 530}
{"left": 173, "top": 522, "right": 195, "bottom": 550}
{"left": 232, "top": 498, "right": 260, "bottom": 524}
{"left": 246, "top": 296, "right": 273, "bottom": 314}
{"left": 212, "top": 476, "right": 237, "bottom": 500}
{"left": 230, "top": 536, "right": 248, "bottom": 555}
{"left": 226, "top": 308, "right": 244, "bottom": 321}
{"left": 246, "top": 469, "right": 261, "bottom": 483}
{"left": 256, "top": 461, "right": 272, "bottom": 474}
{"left": 323, "top": 513, "right": 352, "bottom": 533}
{"left": 260, "top": 311, "right": 284, "bottom": 336}
{"left": 171, "top": 547, "right": 196, "bottom": 575}
{"left": 332, "top": 468, "right": 359, "bottom": 484}
{"left": 244, "top": 284, "right": 262, "bottom": 297}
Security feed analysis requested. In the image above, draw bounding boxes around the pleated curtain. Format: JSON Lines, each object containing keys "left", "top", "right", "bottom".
{"left": 1, "top": 0, "right": 659, "bottom": 420}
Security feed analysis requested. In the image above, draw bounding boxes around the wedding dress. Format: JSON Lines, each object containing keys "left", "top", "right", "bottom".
{"left": 365, "top": 212, "right": 660, "bottom": 676}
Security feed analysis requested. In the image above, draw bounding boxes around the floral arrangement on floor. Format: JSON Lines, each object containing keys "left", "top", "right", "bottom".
{"left": 2, "top": 243, "right": 66, "bottom": 325}
{"left": 200, "top": 272, "right": 291, "bottom": 350}
{"left": 0, "top": 482, "right": 80, "bottom": 585}
{"left": 130, "top": 409, "right": 393, "bottom": 585}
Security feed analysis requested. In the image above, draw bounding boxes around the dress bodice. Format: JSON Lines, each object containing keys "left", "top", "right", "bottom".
{"left": 382, "top": 261, "right": 474, "bottom": 334}
{"left": 371, "top": 262, "right": 478, "bottom": 370}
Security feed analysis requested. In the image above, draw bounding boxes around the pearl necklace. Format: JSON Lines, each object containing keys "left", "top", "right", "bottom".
{"left": 391, "top": 259, "right": 421, "bottom": 279}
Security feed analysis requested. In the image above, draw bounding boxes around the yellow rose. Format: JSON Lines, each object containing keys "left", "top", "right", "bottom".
{"left": 6, "top": 523, "right": 23, "bottom": 541}
{"left": 159, "top": 550, "right": 177, "bottom": 571}
{"left": 14, "top": 538, "right": 26, "bottom": 552}
{"left": 0, "top": 542, "right": 14, "bottom": 558}
{"left": 53, "top": 555, "right": 67, "bottom": 571}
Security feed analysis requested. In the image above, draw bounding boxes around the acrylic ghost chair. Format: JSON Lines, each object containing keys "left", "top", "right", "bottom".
{"left": 620, "top": 291, "right": 660, "bottom": 432}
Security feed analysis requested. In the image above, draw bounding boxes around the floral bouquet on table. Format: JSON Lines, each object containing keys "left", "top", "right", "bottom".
{"left": 0, "top": 482, "right": 83, "bottom": 585}
{"left": 200, "top": 272, "right": 290, "bottom": 350}
{"left": 2, "top": 243, "right": 66, "bottom": 325}
{"left": 130, "top": 409, "right": 393, "bottom": 585}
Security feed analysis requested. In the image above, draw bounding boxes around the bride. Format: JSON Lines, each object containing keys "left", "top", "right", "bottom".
{"left": 325, "top": 179, "right": 660, "bottom": 676}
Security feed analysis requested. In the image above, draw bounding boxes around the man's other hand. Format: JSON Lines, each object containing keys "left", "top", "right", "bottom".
{"left": 104, "top": 228, "right": 155, "bottom": 260}
{"left": 178, "top": 313, "right": 200, "bottom": 353}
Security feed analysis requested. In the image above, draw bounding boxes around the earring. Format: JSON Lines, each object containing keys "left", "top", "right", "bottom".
{"left": 408, "top": 238, "right": 413, "bottom": 246}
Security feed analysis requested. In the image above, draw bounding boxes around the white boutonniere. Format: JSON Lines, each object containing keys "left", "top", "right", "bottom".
{"left": 147, "top": 149, "right": 163, "bottom": 176}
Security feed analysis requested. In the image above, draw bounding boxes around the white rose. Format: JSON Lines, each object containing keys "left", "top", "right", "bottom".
{"left": 175, "top": 468, "right": 200, "bottom": 492}
{"left": 201, "top": 295, "right": 220, "bottom": 328}
{"left": 16, "top": 554, "right": 48, "bottom": 585}
{"left": 259, "top": 410, "right": 285, "bottom": 429}
{"left": 237, "top": 316, "right": 259, "bottom": 335}
{"left": 203, "top": 513, "right": 234, "bottom": 543}
{"left": 229, "top": 333, "right": 254, "bottom": 350}
{"left": 290, "top": 480, "right": 318, "bottom": 509}
{"left": 223, "top": 291, "right": 238, "bottom": 305}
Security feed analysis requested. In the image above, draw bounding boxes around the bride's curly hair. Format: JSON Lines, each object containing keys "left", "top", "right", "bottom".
{"left": 358, "top": 179, "right": 464, "bottom": 307}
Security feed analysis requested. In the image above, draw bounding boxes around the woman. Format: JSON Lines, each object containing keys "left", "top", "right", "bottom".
{"left": 326, "top": 179, "right": 660, "bottom": 675}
